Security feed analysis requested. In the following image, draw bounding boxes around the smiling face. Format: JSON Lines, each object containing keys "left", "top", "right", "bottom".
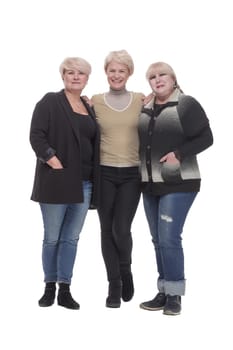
{"left": 105, "top": 61, "right": 130, "bottom": 91}
{"left": 147, "top": 62, "right": 177, "bottom": 103}
{"left": 62, "top": 69, "right": 89, "bottom": 93}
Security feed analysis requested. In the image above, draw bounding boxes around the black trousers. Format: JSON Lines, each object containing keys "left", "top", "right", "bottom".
{"left": 98, "top": 166, "right": 141, "bottom": 281}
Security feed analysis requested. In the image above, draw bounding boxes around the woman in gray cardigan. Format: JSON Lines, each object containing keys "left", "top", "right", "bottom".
{"left": 30, "top": 57, "right": 100, "bottom": 310}
{"left": 138, "top": 62, "right": 213, "bottom": 315}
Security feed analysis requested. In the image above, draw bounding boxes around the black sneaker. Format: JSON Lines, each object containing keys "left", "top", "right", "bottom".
{"left": 140, "top": 292, "right": 166, "bottom": 311}
{"left": 163, "top": 295, "right": 181, "bottom": 315}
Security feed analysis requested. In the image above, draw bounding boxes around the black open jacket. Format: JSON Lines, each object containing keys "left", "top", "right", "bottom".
{"left": 30, "top": 90, "right": 100, "bottom": 206}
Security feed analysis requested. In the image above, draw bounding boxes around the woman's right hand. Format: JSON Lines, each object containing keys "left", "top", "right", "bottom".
{"left": 160, "top": 152, "right": 180, "bottom": 165}
{"left": 46, "top": 156, "right": 63, "bottom": 169}
{"left": 82, "top": 95, "right": 94, "bottom": 106}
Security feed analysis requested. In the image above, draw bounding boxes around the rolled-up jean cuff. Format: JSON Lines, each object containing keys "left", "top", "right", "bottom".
{"left": 157, "top": 279, "right": 165, "bottom": 293}
{"left": 158, "top": 279, "right": 186, "bottom": 296}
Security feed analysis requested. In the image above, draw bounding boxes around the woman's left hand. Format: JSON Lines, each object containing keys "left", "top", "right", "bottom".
{"left": 142, "top": 92, "right": 154, "bottom": 105}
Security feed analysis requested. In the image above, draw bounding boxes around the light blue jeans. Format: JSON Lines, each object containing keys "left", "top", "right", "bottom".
{"left": 39, "top": 181, "right": 92, "bottom": 284}
{"left": 143, "top": 191, "right": 197, "bottom": 296}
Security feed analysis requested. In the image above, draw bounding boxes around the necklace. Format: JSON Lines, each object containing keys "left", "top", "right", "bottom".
{"left": 65, "top": 91, "right": 87, "bottom": 114}
{"left": 76, "top": 100, "right": 83, "bottom": 107}
{"left": 65, "top": 90, "right": 82, "bottom": 105}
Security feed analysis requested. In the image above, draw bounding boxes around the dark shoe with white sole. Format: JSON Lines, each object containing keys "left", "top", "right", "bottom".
{"left": 140, "top": 292, "right": 166, "bottom": 311}
{"left": 163, "top": 295, "right": 181, "bottom": 316}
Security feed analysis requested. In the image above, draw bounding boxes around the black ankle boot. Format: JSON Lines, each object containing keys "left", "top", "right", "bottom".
{"left": 57, "top": 283, "right": 80, "bottom": 310}
{"left": 121, "top": 272, "right": 134, "bottom": 302}
{"left": 38, "top": 282, "right": 56, "bottom": 307}
{"left": 106, "top": 280, "right": 122, "bottom": 308}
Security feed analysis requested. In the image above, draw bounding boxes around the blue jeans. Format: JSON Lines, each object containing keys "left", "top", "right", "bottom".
{"left": 39, "top": 181, "right": 92, "bottom": 284}
{"left": 143, "top": 192, "right": 197, "bottom": 295}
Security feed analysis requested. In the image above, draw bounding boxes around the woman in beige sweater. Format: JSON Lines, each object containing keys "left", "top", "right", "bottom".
{"left": 92, "top": 50, "right": 144, "bottom": 308}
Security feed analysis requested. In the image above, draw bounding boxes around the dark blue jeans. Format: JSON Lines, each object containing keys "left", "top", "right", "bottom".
{"left": 143, "top": 191, "right": 197, "bottom": 295}
{"left": 98, "top": 166, "right": 141, "bottom": 281}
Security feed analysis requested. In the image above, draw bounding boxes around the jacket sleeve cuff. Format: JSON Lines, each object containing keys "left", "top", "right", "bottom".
{"left": 38, "top": 147, "right": 56, "bottom": 163}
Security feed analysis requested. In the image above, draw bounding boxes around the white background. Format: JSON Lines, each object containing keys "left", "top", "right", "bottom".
{"left": 0, "top": 0, "right": 232, "bottom": 349}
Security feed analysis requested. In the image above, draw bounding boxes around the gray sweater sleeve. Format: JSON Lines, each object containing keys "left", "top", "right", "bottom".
{"left": 175, "top": 95, "right": 213, "bottom": 160}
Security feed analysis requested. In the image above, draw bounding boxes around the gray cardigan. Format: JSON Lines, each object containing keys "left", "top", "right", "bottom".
{"left": 138, "top": 89, "right": 213, "bottom": 195}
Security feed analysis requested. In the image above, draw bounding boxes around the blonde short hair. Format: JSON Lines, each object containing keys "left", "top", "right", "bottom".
{"left": 104, "top": 50, "right": 134, "bottom": 75}
{"left": 146, "top": 62, "right": 177, "bottom": 86}
{"left": 59, "top": 57, "right": 92, "bottom": 76}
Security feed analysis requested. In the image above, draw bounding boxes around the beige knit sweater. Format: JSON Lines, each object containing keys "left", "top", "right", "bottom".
{"left": 92, "top": 91, "right": 143, "bottom": 167}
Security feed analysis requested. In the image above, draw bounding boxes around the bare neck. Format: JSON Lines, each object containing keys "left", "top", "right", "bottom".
{"left": 65, "top": 89, "right": 82, "bottom": 103}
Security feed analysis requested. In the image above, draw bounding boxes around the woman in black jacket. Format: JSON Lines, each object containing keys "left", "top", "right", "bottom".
{"left": 138, "top": 62, "right": 213, "bottom": 315}
{"left": 30, "top": 57, "right": 100, "bottom": 310}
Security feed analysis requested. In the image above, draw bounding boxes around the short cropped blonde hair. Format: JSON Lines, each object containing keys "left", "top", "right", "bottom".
{"left": 104, "top": 50, "right": 134, "bottom": 75}
{"left": 59, "top": 57, "right": 92, "bottom": 76}
{"left": 146, "top": 62, "right": 177, "bottom": 86}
